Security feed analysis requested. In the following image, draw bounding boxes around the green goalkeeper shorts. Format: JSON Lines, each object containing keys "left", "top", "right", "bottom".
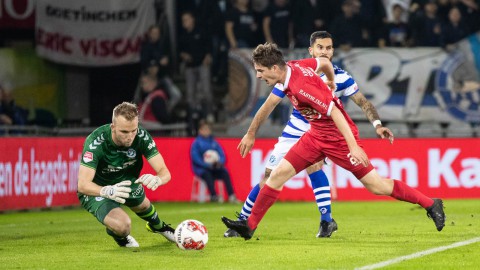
{"left": 78, "top": 184, "right": 146, "bottom": 223}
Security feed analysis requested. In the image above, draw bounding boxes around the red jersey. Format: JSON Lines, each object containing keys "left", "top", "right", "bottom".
{"left": 277, "top": 58, "right": 359, "bottom": 141}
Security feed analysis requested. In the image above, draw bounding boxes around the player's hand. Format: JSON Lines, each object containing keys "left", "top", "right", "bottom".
{"left": 376, "top": 126, "right": 394, "bottom": 144}
{"left": 135, "top": 174, "right": 163, "bottom": 191}
{"left": 100, "top": 180, "right": 131, "bottom": 204}
{"left": 326, "top": 80, "right": 336, "bottom": 92}
{"left": 349, "top": 145, "right": 369, "bottom": 167}
{"left": 237, "top": 133, "right": 255, "bottom": 158}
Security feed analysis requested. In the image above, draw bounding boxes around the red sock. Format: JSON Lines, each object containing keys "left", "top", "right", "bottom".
{"left": 247, "top": 184, "right": 281, "bottom": 229}
{"left": 391, "top": 180, "right": 434, "bottom": 208}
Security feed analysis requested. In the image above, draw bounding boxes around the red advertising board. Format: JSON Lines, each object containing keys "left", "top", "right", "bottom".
{"left": 0, "top": 137, "right": 479, "bottom": 211}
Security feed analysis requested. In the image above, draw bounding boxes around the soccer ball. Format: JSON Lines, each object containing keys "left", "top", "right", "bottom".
{"left": 203, "top": 149, "right": 219, "bottom": 164}
{"left": 174, "top": 219, "right": 208, "bottom": 250}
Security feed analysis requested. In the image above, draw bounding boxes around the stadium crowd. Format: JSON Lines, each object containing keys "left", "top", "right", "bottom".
{"left": 0, "top": 0, "right": 479, "bottom": 135}
{"left": 153, "top": 0, "right": 480, "bottom": 132}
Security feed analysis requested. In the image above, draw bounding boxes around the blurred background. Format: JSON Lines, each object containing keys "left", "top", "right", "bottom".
{"left": 0, "top": 0, "right": 479, "bottom": 138}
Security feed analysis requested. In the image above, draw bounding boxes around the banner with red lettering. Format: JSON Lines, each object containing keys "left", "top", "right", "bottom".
{"left": 0, "top": 138, "right": 84, "bottom": 211}
{"left": 144, "top": 138, "right": 480, "bottom": 202}
{"left": 1, "top": 137, "right": 479, "bottom": 211}
{"left": 0, "top": 0, "right": 35, "bottom": 29}
{"left": 35, "top": 0, "right": 154, "bottom": 66}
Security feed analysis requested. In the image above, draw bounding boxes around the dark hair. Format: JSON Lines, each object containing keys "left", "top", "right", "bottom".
{"left": 252, "top": 43, "right": 286, "bottom": 68}
{"left": 309, "top": 31, "right": 333, "bottom": 46}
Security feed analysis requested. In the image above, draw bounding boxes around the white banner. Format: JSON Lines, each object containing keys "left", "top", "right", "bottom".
{"left": 229, "top": 33, "right": 480, "bottom": 125}
{"left": 35, "top": 0, "right": 155, "bottom": 66}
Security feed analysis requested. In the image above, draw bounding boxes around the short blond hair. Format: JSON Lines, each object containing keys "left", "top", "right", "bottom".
{"left": 112, "top": 102, "right": 138, "bottom": 123}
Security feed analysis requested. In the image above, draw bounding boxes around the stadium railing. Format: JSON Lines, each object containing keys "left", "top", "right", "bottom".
{"left": 0, "top": 122, "right": 189, "bottom": 137}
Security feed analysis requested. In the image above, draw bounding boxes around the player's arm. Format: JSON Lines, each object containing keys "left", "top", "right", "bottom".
{"left": 77, "top": 165, "right": 102, "bottom": 196}
{"left": 349, "top": 92, "right": 394, "bottom": 144}
{"left": 77, "top": 165, "right": 131, "bottom": 203}
{"left": 225, "top": 21, "right": 237, "bottom": 49}
{"left": 262, "top": 16, "right": 273, "bottom": 44}
{"left": 136, "top": 154, "right": 171, "bottom": 191}
{"left": 238, "top": 93, "right": 282, "bottom": 157}
{"left": 315, "top": 57, "right": 336, "bottom": 91}
{"left": 330, "top": 106, "right": 369, "bottom": 167}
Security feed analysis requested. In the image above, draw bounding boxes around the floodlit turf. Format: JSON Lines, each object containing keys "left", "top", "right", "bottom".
{"left": 0, "top": 200, "right": 478, "bottom": 270}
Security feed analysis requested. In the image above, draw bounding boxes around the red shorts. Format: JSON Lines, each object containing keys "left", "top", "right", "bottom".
{"left": 284, "top": 129, "right": 373, "bottom": 179}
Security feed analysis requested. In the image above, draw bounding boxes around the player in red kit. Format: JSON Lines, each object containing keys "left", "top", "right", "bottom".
{"left": 221, "top": 43, "right": 446, "bottom": 240}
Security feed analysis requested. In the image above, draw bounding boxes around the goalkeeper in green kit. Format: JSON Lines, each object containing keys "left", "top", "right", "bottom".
{"left": 77, "top": 102, "right": 175, "bottom": 247}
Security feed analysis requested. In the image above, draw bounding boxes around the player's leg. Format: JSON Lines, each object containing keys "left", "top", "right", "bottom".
{"left": 306, "top": 161, "right": 338, "bottom": 237}
{"left": 130, "top": 196, "right": 175, "bottom": 242}
{"left": 358, "top": 171, "right": 445, "bottom": 231}
{"left": 224, "top": 138, "right": 294, "bottom": 237}
{"left": 103, "top": 208, "right": 139, "bottom": 247}
{"left": 78, "top": 193, "right": 139, "bottom": 247}
{"left": 222, "top": 135, "right": 317, "bottom": 240}
{"left": 222, "top": 158, "right": 298, "bottom": 239}
{"left": 325, "top": 141, "right": 445, "bottom": 231}
{"left": 239, "top": 169, "right": 270, "bottom": 220}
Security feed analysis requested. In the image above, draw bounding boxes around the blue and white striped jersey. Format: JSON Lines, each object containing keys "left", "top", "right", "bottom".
{"left": 272, "top": 65, "right": 359, "bottom": 139}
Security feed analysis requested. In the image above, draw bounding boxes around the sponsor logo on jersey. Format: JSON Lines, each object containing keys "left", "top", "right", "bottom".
{"left": 95, "top": 197, "right": 105, "bottom": 201}
{"left": 103, "top": 165, "right": 122, "bottom": 173}
{"left": 83, "top": 151, "right": 93, "bottom": 163}
{"left": 299, "top": 89, "right": 327, "bottom": 109}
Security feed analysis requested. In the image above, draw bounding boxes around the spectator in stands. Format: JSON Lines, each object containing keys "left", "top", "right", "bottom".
{"left": 140, "top": 25, "right": 181, "bottom": 115}
{"left": 0, "top": 82, "right": 27, "bottom": 128}
{"left": 440, "top": 6, "right": 470, "bottom": 51}
{"left": 190, "top": 120, "right": 239, "bottom": 203}
{"left": 409, "top": 0, "right": 442, "bottom": 46}
{"left": 262, "top": 0, "right": 293, "bottom": 49}
{"left": 359, "top": 0, "right": 386, "bottom": 46}
{"left": 378, "top": 3, "right": 412, "bottom": 47}
{"left": 330, "top": 0, "right": 369, "bottom": 51}
{"left": 291, "top": 0, "right": 332, "bottom": 48}
{"left": 225, "top": 0, "right": 258, "bottom": 49}
{"left": 453, "top": 0, "right": 480, "bottom": 34}
{"left": 136, "top": 74, "right": 171, "bottom": 129}
{"left": 179, "top": 11, "right": 215, "bottom": 123}
{"left": 140, "top": 25, "right": 170, "bottom": 78}
{"left": 177, "top": 0, "right": 230, "bottom": 84}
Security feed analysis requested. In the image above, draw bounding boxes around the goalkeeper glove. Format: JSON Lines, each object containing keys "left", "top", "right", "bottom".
{"left": 100, "top": 180, "right": 132, "bottom": 204}
{"left": 135, "top": 174, "right": 162, "bottom": 191}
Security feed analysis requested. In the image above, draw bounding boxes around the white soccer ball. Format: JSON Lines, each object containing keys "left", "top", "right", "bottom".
{"left": 203, "top": 149, "right": 219, "bottom": 164}
{"left": 174, "top": 219, "right": 208, "bottom": 250}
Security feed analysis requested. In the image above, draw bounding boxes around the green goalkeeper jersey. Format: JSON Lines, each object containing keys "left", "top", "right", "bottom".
{"left": 80, "top": 124, "right": 159, "bottom": 187}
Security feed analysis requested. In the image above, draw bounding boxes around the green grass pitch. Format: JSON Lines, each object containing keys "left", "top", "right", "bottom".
{"left": 1, "top": 200, "right": 479, "bottom": 270}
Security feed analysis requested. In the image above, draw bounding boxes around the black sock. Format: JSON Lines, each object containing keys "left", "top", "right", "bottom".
{"left": 106, "top": 228, "right": 128, "bottom": 246}
{"left": 136, "top": 204, "right": 164, "bottom": 230}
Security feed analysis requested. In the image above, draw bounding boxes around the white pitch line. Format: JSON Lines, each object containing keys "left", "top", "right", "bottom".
{"left": 355, "top": 237, "right": 480, "bottom": 270}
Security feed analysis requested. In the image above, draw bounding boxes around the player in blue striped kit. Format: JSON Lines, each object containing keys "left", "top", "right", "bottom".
{"left": 224, "top": 31, "right": 394, "bottom": 238}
